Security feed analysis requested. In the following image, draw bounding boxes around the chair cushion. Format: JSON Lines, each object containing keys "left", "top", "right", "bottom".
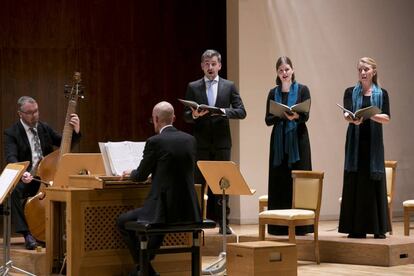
{"left": 259, "top": 195, "right": 268, "bottom": 202}
{"left": 403, "top": 200, "right": 414, "bottom": 207}
{"left": 259, "top": 209, "right": 315, "bottom": 220}
{"left": 124, "top": 219, "right": 216, "bottom": 233}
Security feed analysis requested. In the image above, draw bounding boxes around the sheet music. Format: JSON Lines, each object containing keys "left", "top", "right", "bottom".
{"left": 99, "top": 142, "right": 113, "bottom": 176}
{"left": 101, "top": 141, "right": 146, "bottom": 176}
{"left": 0, "top": 168, "right": 20, "bottom": 204}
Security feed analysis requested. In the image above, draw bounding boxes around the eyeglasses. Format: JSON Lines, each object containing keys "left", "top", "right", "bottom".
{"left": 20, "top": 109, "right": 39, "bottom": 116}
{"left": 148, "top": 117, "right": 153, "bottom": 125}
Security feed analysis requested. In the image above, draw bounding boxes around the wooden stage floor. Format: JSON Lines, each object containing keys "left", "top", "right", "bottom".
{"left": 2, "top": 220, "right": 414, "bottom": 275}
{"left": 226, "top": 220, "right": 414, "bottom": 276}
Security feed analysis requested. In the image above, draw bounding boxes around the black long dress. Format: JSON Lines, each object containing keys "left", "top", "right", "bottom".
{"left": 265, "top": 84, "right": 312, "bottom": 235}
{"left": 339, "top": 87, "right": 390, "bottom": 235}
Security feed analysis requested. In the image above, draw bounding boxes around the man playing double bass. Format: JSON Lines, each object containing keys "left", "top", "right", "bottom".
{"left": 3, "top": 96, "right": 81, "bottom": 250}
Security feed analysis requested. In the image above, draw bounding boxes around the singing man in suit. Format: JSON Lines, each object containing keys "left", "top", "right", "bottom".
{"left": 3, "top": 96, "right": 81, "bottom": 250}
{"left": 183, "top": 49, "right": 246, "bottom": 234}
{"left": 117, "top": 101, "right": 201, "bottom": 276}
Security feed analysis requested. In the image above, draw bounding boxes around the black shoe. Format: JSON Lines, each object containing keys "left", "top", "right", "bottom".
{"left": 374, "top": 233, "right": 386, "bottom": 239}
{"left": 24, "top": 234, "right": 37, "bottom": 250}
{"left": 347, "top": 233, "right": 366, "bottom": 239}
{"left": 36, "top": 240, "right": 46, "bottom": 248}
{"left": 219, "top": 225, "right": 233, "bottom": 234}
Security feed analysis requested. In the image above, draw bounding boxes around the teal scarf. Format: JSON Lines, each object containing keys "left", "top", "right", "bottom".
{"left": 273, "top": 82, "right": 300, "bottom": 167}
{"left": 351, "top": 83, "right": 383, "bottom": 111}
{"left": 345, "top": 83, "right": 385, "bottom": 179}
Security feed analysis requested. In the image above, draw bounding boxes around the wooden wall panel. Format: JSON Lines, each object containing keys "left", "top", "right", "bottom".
{"left": 0, "top": 0, "right": 226, "bottom": 167}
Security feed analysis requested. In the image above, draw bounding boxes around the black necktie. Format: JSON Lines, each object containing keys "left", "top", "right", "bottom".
{"left": 29, "top": 127, "right": 43, "bottom": 165}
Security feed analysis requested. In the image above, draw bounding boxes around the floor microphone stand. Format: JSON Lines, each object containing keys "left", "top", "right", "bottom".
{"left": 197, "top": 161, "right": 255, "bottom": 276}
{"left": 202, "top": 178, "right": 229, "bottom": 275}
{"left": 0, "top": 196, "right": 36, "bottom": 276}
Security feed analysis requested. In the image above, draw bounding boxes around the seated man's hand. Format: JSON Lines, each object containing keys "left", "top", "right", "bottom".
{"left": 21, "top": 171, "right": 33, "bottom": 184}
{"left": 121, "top": 170, "right": 132, "bottom": 180}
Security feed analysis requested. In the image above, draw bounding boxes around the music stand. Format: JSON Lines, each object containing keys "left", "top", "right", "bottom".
{"left": 0, "top": 162, "right": 36, "bottom": 276}
{"left": 197, "top": 161, "right": 255, "bottom": 275}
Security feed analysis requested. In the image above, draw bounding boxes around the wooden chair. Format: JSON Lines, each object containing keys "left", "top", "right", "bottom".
{"left": 258, "top": 170, "right": 324, "bottom": 264}
{"left": 385, "top": 161, "right": 397, "bottom": 234}
{"left": 403, "top": 200, "right": 414, "bottom": 236}
{"left": 258, "top": 194, "right": 268, "bottom": 213}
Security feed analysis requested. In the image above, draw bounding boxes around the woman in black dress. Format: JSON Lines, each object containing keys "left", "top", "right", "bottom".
{"left": 265, "top": 56, "right": 312, "bottom": 235}
{"left": 339, "top": 57, "right": 390, "bottom": 239}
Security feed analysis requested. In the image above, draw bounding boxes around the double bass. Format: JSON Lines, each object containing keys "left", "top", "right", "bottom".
{"left": 24, "top": 72, "right": 84, "bottom": 242}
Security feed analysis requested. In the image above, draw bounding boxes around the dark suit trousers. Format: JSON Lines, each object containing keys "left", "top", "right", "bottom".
{"left": 11, "top": 180, "right": 41, "bottom": 234}
{"left": 195, "top": 149, "right": 231, "bottom": 226}
{"left": 117, "top": 208, "right": 164, "bottom": 264}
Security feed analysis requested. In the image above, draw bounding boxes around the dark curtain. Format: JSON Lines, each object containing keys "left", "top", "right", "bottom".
{"left": 0, "top": 0, "right": 227, "bottom": 166}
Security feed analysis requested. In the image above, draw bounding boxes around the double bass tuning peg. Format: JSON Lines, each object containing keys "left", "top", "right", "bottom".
{"left": 64, "top": 84, "right": 85, "bottom": 98}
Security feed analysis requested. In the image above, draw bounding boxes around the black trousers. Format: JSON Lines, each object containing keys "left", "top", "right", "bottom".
{"left": 11, "top": 180, "right": 41, "bottom": 234}
{"left": 117, "top": 208, "right": 164, "bottom": 264}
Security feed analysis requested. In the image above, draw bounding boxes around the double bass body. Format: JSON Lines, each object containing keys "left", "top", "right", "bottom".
{"left": 24, "top": 73, "right": 83, "bottom": 243}
{"left": 24, "top": 150, "right": 60, "bottom": 242}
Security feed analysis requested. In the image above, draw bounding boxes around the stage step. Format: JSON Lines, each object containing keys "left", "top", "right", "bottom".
{"left": 0, "top": 228, "right": 236, "bottom": 276}
{"left": 5, "top": 227, "right": 413, "bottom": 274}
{"left": 238, "top": 233, "right": 414, "bottom": 267}
{"left": 0, "top": 237, "right": 46, "bottom": 276}
{"left": 201, "top": 227, "right": 237, "bottom": 256}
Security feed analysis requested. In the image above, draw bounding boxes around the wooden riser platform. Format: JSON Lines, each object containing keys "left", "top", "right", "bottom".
{"left": 201, "top": 228, "right": 237, "bottom": 256}
{"left": 238, "top": 233, "right": 414, "bottom": 267}
{"left": 0, "top": 227, "right": 235, "bottom": 276}
{"left": 5, "top": 227, "right": 414, "bottom": 275}
{"left": 0, "top": 238, "right": 46, "bottom": 275}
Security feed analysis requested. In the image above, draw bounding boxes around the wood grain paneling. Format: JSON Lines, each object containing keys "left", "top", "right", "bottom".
{"left": 0, "top": 0, "right": 226, "bottom": 167}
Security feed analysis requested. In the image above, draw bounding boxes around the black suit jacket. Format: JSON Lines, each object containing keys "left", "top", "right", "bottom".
{"left": 130, "top": 126, "right": 201, "bottom": 224}
{"left": 3, "top": 120, "right": 81, "bottom": 172}
{"left": 183, "top": 77, "right": 246, "bottom": 150}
